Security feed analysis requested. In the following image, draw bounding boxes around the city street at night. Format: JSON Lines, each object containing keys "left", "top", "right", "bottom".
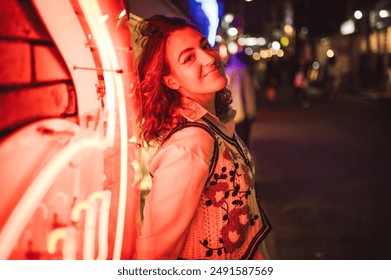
{"left": 253, "top": 86, "right": 391, "bottom": 260}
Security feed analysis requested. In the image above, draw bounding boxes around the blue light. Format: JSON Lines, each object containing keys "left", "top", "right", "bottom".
{"left": 188, "top": 0, "right": 221, "bottom": 46}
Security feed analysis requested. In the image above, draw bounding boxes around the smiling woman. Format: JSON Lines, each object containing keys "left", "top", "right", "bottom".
{"left": 134, "top": 14, "right": 271, "bottom": 260}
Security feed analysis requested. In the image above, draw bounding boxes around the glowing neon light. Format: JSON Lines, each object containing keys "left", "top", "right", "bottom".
{"left": 70, "top": 190, "right": 112, "bottom": 260}
{"left": 118, "top": 9, "right": 126, "bottom": 19}
{"left": 31, "top": 0, "right": 99, "bottom": 127}
{"left": 100, "top": 14, "right": 109, "bottom": 23}
{"left": 77, "top": 0, "right": 129, "bottom": 260}
{"left": 0, "top": 136, "right": 104, "bottom": 260}
{"left": 47, "top": 227, "right": 77, "bottom": 259}
{"left": 194, "top": 0, "right": 220, "bottom": 46}
{"left": 71, "top": 200, "right": 96, "bottom": 260}
{"left": 47, "top": 228, "right": 66, "bottom": 252}
{"left": 95, "top": 190, "right": 111, "bottom": 260}
{"left": 0, "top": 0, "right": 131, "bottom": 260}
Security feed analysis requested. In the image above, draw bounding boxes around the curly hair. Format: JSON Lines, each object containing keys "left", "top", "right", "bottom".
{"left": 136, "top": 15, "right": 232, "bottom": 147}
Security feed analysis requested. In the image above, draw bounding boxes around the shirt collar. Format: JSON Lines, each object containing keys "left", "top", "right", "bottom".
{"left": 177, "top": 97, "right": 208, "bottom": 122}
{"left": 178, "top": 97, "right": 237, "bottom": 137}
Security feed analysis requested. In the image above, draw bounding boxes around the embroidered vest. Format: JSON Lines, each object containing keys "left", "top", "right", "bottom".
{"left": 165, "top": 118, "right": 271, "bottom": 259}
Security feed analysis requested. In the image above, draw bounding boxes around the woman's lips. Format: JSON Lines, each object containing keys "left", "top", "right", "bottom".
{"left": 203, "top": 67, "right": 218, "bottom": 77}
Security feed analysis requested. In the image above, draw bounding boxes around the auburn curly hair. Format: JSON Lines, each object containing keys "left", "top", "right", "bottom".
{"left": 136, "top": 15, "right": 232, "bottom": 147}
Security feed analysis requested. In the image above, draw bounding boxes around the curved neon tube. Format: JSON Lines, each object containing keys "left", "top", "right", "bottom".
{"left": 47, "top": 227, "right": 77, "bottom": 259}
{"left": 96, "top": 190, "right": 111, "bottom": 260}
{"left": 0, "top": 137, "right": 104, "bottom": 260}
{"left": 0, "top": 0, "right": 131, "bottom": 260}
{"left": 77, "top": 0, "right": 129, "bottom": 260}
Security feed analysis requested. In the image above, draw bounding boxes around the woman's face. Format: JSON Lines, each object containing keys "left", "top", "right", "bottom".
{"left": 163, "top": 27, "right": 227, "bottom": 100}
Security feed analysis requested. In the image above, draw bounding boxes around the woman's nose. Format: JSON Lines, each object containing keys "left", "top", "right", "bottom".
{"left": 199, "top": 49, "right": 215, "bottom": 66}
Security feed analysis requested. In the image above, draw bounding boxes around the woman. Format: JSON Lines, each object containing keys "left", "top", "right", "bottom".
{"left": 135, "top": 14, "right": 271, "bottom": 260}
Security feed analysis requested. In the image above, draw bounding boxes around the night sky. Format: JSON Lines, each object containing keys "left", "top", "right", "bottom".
{"left": 171, "top": 0, "right": 375, "bottom": 38}
{"left": 236, "top": 0, "right": 350, "bottom": 37}
{"left": 292, "top": 0, "right": 349, "bottom": 37}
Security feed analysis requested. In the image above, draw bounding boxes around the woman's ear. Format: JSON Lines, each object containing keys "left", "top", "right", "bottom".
{"left": 163, "top": 75, "right": 180, "bottom": 90}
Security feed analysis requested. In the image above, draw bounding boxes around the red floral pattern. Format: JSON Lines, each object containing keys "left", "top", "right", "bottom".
{"left": 200, "top": 137, "right": 260, "bottom": 258}
{"left": 205, "top": 182, "right": 229, "bottom": 207}
{"left": 220, "top": 206, "right": 250, "bottom": 253}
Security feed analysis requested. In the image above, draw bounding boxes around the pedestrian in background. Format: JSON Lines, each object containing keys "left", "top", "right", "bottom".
{"left": 265, "top": 56, "right": 280, "bottom": 103}
{"left": 224, "top": 52, "right": 257, "bottom": 148}
{"left": 293, "top": 59, "right": 311, "bottom": 108}
{"left": 134, "top": 14, "right": 271, "bottom": 260}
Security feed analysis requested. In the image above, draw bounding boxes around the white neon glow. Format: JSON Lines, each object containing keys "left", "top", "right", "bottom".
{"left": 0, "top": 136, "right": 104, "bottom": 260}
{"left": 69, "top": 190, "right": 111, "bottom": 260}
{"left": 100, "top": 14, "right": 109, "bottom": 23}
{"left": 118, "top": 9, "right": 126, "bottom": 19}
{"left": 74, "top": 199, "right": 96, "bottom": 260}
{"left": 196, "top": 0, "right": 219, "bottom": 46}
{"left": 79, "top": 3, "right": 115, "bottom": 147}
{"left": 78, "top": 0, "right": 129, "bottom": 260}
{"left": 0, "top": 0, "right": 131, "bottom": 261}
{"left": 96, "top": 190, "right": 111, "bottom": 260}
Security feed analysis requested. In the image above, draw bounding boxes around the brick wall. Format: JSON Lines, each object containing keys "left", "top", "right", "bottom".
{"left": 0, "top": 0, "right": 77, "bottom": 139}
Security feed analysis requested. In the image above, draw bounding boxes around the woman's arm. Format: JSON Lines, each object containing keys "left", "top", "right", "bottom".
{"left": 136, "top": 127, "right": 215, "bottom": 259}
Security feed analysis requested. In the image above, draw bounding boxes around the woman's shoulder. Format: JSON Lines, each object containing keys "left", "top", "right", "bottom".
{"left": 166, "top": 122, "right": 214, "bottom": 146}
{"left": 158, "top": 122, "right": 215, "bottom": 159}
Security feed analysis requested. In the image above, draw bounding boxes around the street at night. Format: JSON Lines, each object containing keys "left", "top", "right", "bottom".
{"left": 252, "top": 86, "right": 391, "bottom": 259}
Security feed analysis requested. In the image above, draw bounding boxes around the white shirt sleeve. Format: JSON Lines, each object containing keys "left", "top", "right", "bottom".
{"left": 136, "top": 126, "right": 215, "bottom": 259}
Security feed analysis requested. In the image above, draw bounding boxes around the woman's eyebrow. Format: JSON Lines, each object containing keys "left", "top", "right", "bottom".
{"left": 178, "top": 37, "right": 206, "bottom": 62}
{"left": 178, "top": 47, "right": 194, "bottom": 62}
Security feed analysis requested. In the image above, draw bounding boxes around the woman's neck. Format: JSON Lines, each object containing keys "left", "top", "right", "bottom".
{"left": 194, "top": 94, "right": 216, "bottom": 116}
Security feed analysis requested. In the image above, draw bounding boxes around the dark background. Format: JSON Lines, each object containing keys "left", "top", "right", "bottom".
{"left": 170, "top": 0, "right": 375, "bottom": 37}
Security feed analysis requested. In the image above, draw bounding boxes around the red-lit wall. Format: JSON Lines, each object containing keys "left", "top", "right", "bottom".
{"left": 0, "top": 0, "right": 77, "bottom": 138}
{"left": 0, "top": 0, "right": 141, "bottom": 260}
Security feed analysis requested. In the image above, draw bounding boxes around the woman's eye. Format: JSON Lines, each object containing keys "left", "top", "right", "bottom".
{"left": 183, "top": 54, "right": 194, "bottom": 63}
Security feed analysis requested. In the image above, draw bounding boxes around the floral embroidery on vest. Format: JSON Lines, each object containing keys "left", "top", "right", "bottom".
{"left": 172, "top": 119, "right": 271, "bottom": 260}
{"left": 201, "top": 144, "right": 259, "bottom": 257}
